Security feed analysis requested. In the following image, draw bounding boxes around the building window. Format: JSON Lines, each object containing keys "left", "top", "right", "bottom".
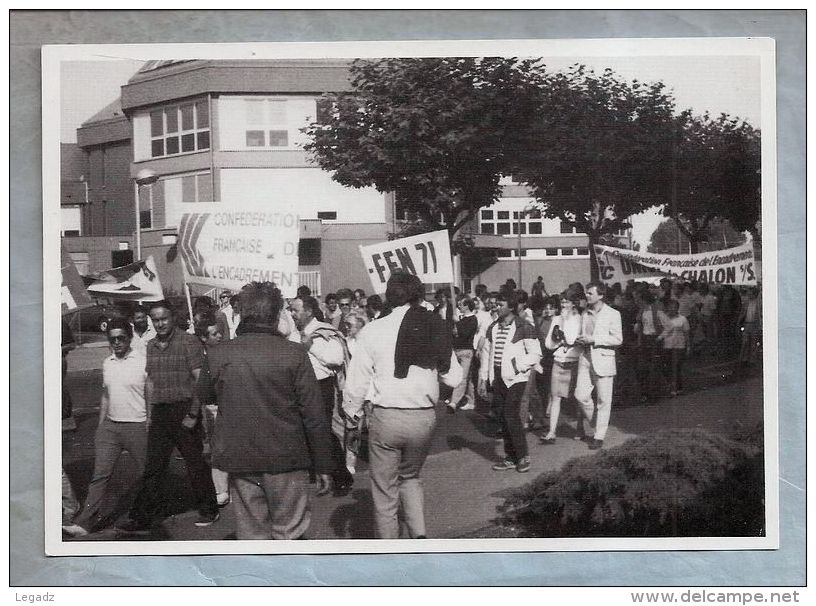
{"left": 150, "top": 100, "right": 210, "bottom": 158}
{"left": 61, "top": 206, "right": 82, "bottom": 237}
{"left": 479, "top": 206, "right": 546, "bottom": 236}
{"left": 298, "top": 238, "right": 321, "bottom": 265}
{"left": 138, "top": 183, "right": 153, "bottom": 229}
{"left": 181, "top": 173, "right": 213, "bottom": 203}
{"left": 243, "top": 98, "right": 290, "bottom": 149}
{"left": 317, "top": 211, "right": 337, "bottom": 220}
{"left": 560, "top": 221, "right": 577, "bottom": 234}
{"left": 561, "top": 248, "right": 574, "bottom": 256}
{"left": 576, "top": 247, "right": 589, "bottom": 256}
{"left": 545, "top": 248, "right": 559, "bottom": 256}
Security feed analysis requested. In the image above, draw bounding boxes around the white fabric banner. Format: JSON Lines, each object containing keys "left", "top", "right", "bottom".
{"left": 359, "top": 229, "right": 453, "bottom": 294}
{"left": 594, "top": 240, "right": 759, "bottom": 286}
{"left": 178, "top": 202, "right": 300, "bottom": 297}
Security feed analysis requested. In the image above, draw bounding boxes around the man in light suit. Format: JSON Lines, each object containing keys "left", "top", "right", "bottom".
{"left": 575, "top": 281, "right": 622, "bottom": 450}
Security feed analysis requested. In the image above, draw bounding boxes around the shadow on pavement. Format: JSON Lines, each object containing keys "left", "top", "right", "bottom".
{"left": 327, "top": 488, "right": 376, "bottom": 539}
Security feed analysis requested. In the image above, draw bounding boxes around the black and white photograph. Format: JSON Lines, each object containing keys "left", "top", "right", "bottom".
{"left": 44, "top": 37, "right": 777, "bottom": 556}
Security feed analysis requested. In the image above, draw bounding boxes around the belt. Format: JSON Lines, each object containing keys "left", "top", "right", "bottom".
{"left": 373, "top": 405, "right": 434, "bottom": 411}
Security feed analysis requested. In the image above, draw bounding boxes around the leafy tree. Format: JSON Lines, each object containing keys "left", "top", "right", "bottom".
{"left": 512, "top": 65, "right": 679, "bottom": 279}
{"left": 662, "top": 113, "right": 761, "bottom": 252}
{"left": 647, "top": 217, "right": 745, "bottom": 255}
{"left": 303, "top": 57, "right": 548, "bottom": 239}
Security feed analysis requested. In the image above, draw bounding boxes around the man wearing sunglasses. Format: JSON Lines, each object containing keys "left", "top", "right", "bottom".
{"left": 63, "top": 319, "right": 148, "bottom": 537}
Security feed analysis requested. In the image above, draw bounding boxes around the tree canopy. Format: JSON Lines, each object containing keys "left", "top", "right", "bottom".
{"left": 512, "top": 65, "right": 679, "bottom": 240}
{"left": 303, "top": 57, "right": 548, "bottom": 237}
{"left": 647, "top": 217, "right": 746, "bottom": 255}
{"left": 661, "top": 112, "right": 761, "bottom": 252}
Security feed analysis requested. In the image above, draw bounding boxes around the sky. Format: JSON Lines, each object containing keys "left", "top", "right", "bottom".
{"left": 59, "top": 51, "right": 763, "bottom": 248}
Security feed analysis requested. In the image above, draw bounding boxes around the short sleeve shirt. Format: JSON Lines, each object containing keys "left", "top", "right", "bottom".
{"left": 103, "top": 350, "right": 148, "bottom": 422}
{"left": 146, "top": 328, "right": 206, "bottom": 403}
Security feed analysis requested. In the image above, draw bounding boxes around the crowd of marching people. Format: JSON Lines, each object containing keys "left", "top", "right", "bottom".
{"left": 61, "top": 271, "right": 762, "bottom": 541}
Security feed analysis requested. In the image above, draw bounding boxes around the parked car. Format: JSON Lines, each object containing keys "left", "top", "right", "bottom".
{"left": 65, "top": 297, "right": 192, "bottom": 333}
{"left": 65, "top": 300, "right": 136, "bottom": 333}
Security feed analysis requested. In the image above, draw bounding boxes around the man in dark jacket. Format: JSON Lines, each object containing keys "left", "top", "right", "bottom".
{"left": 207, "top": 282, "right": 334, "bottom": 540}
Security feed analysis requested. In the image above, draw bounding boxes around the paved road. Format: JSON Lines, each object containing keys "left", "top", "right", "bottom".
{"left": 62, "top": 343, "right": 764, "bottom": 541}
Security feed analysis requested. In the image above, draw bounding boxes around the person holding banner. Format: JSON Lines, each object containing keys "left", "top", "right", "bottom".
{"left": 574, "top": 282, "right": 623, "bottom": 451}
{"left": 342, "top": 271, "right": 462, "bottom": 539}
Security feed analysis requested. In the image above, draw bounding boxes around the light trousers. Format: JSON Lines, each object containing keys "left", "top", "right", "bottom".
{"left": 74, "top": 418, "right": 148, "bottom": 530}
{"left": 450, "top": 349, "right": 475, "bottom": 405}
{"left": 574, "top": 356, "right": 615, "bottom": 441}
{"left": 368, "top": 406, "right": 436, "bottom": 539}
{"left": 230, "top": 469, "right": 311, "bottom": 540}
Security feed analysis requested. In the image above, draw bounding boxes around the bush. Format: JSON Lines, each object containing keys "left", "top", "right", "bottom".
{"left": 498, "top": 428, "right": 765, "bottom": 537}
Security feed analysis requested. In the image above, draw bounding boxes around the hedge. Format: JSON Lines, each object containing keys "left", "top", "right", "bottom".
{"left": 498, "top": 427, "right": 764, "bottom": 537}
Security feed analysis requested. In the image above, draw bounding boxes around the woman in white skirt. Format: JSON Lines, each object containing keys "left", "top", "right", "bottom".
{"left": 539, "top": 287, "right": 584, "bottom": 443}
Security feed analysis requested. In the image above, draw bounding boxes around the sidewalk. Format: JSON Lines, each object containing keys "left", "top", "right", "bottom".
{"left": 64, "top": 365, "right": 764, "bottom": 541}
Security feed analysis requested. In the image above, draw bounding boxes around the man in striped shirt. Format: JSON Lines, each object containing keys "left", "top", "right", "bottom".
{"left": 478, "top": 291, "right": 542, "bottom": 473}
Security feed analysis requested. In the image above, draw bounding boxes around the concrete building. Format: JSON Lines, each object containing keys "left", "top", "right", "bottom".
{"left": 62, "top": 59, "right": 610, "bottom": 297}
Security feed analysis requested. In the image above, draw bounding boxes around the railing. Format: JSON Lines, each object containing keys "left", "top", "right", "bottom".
{"left": 296, "top": 271, "right": 321, "bottom": 296}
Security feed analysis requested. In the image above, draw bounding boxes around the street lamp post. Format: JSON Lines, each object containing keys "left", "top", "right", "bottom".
{"left": 134, "top": 169, "right": 158, "bottom": 260}
{"left": 516, "top": 204, "right": 534, "bottom": 289}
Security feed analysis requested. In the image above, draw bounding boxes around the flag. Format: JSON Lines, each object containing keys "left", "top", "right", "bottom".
{"left": 84, "top": 255, "right": 165, "bottom": 302}
{"left": 61, "top": 244, "right": 94, "bottom": 315}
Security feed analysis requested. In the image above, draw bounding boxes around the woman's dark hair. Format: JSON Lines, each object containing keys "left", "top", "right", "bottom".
{"left": 353, "top": 288, "right": 366, "bottom": 299}
{"left": 106, "top": 317, "right": 133, "bottom": 337}
{"left": 528, "top": 295, "right": 545, "bottom": 314}
{"left": 238, "top": 282, "right": 284, "bottom": 327}
{"left": 560, "top": 287, "right": 583, "bottom": 305}
{"left": 324, "top": 292, "right": 337, "bottom": 305}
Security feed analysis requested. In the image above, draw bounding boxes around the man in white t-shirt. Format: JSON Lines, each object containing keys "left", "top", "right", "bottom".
{"left": 63, "top": 318, "right": 148, "bottom": 537}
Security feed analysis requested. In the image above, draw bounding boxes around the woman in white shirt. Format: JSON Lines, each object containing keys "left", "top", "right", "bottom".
{"left": 539, "top": 288, "right": 583, "bottom": 443}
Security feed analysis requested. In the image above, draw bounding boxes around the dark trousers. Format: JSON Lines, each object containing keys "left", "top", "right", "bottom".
{"left": 129, "top": 400, "right": 217, "bottom": 523}
{"left": 318, "top": 377, "right": 354, "bottom": 487}
{"left": 492, "top": 373, "right": 528, "bottom": 463}
{"left": 662, "top": 349, "right": 686, "bottom": 393}
{"left": 638, "top": 336, "right": 663, "bottom": 401}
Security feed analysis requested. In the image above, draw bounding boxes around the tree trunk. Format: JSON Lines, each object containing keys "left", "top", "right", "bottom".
{"left": 688, "top": 239, "right": 699, "bottom": 254}
{"left": 588, "top": 232, "right": 600, "bottom": 282}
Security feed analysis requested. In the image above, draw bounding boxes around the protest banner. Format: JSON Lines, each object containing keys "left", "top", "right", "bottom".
{"left": 177, "top": 202, "right": 300, "bottom": 297}
{"left": 359, "top": 230, "right": 454, "bottom": 294}
{"left": 61, "top": 244, "right": 93, "bottom": 315}
{"left": 594, "top": 240, "right": 758, "bottom": 286}
{"left": 85, "top": 256, "right": 165, "bottom": 301}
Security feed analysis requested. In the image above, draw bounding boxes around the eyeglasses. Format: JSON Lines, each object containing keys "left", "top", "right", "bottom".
{"left": 108, "top": 335, "right": 129, "bottom": 343}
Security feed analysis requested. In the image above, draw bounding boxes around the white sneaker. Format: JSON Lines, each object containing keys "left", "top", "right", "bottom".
{"left": 62, "top": 524, "right": 89, "bottom": 537}
{"left": 216, "top": 493, "right": 231, "bottom": 507}
{"left": 460, "top": 401, "right": 475, "bottom": 411}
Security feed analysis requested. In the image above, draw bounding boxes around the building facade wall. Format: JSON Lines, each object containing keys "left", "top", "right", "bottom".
{"left": 473, "top": 258, "right": 591, "bottom": 295}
